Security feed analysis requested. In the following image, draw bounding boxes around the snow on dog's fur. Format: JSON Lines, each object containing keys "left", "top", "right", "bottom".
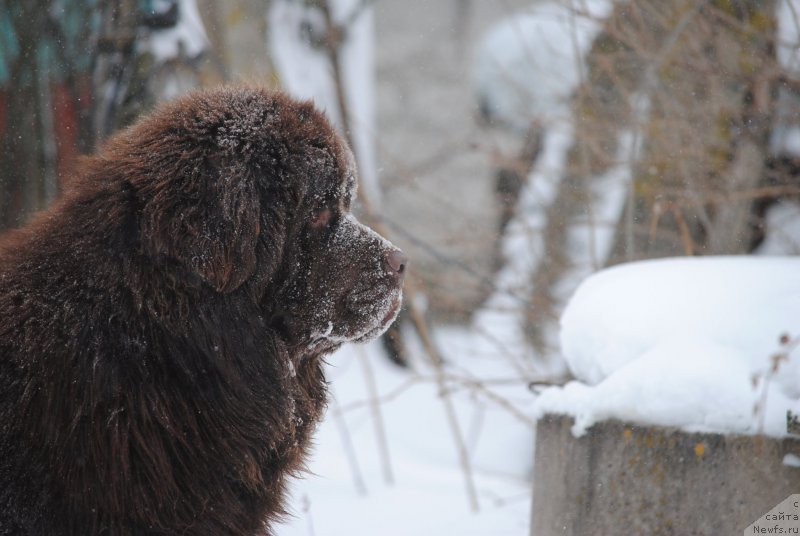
{"left": 0, "top": 87, "right": 405, "bottom": 535}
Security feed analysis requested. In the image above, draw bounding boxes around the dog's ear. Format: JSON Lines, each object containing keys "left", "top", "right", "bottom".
{"left": 141, "top": 154, "right": 261, "bottom": 293}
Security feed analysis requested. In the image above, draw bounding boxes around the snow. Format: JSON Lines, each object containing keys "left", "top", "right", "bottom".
{"left": 755, "top": 200, "right": 800, "bottom": 255}
{"left": 777, "top": 0, "right": 800, "bottom": 77}
{"left": 771, "top": 1, "right": 800, "bottom": 156}
{"left": 471, "top": 0, "right": 631, "bottom": 377}
{"left": 533, "top": 256, "right": 800, "bottom": 437}
{"left": 784, "top": 453, "right": 800, "bottom": 468}
{"left": 140, "top": 0, "right": 209, "bottom": 63}
{"left": 536, "top": 336, "right": 756, "bottom": 436}
{"left": 472, "top": 0, "right": 614, "bottom": 131}
{"left": 275, "top": 330, "right": 535, "bottom": 536}
{"left": 269, "top": 0, "right": 381, "bottom": 206}
{"left": 471, "top": 113, "right": 638, "bottom": 377}
{"left": 269, "top": 3, "right": 336, "bottom": 120}
{"left": 471, "top": 123, "right": 574, "bottom": 375}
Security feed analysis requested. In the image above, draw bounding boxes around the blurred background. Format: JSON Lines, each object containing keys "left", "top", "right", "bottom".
{"left": 2, "top": 0, "right": 800, "bottom": 534}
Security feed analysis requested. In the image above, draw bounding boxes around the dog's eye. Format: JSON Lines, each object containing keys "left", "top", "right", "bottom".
{"left": 310, "top": 208, "right": 333, "bottom": 230}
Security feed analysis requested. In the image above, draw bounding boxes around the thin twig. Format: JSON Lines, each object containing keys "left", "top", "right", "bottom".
{"left": 624, "top": 0, "right": 707, "bottom": 259}
{"left": 356, "top": 346, "right": 395, "bottom": 485}
{"left": 379, "top": 213, "right": 532, "bottom": 308}
{"left": 299, "top": 494, "right": 316, "bottom": 536}
{"left": 337, "top": 375, "right": 421, "bottom": 413}
{"left": 446, "top": 374, "right": 538, "bottom": 429}
{"left": 671, "top": 204, "right": 696, "bottom": 256}
{"left": 329, "top": 387, "right": 368, "bottom": 496}
{"left": 755, "top": 334, "right": 800, "bottom": 433}
{"left": 318, "top": 3, "right": 354, "bottom": 141}
{"left": 336, "top": 374, "right": 537, "bottom": 415}
{"left": 341, "top": 0, "right": 379, "bottom": 29}
{"left": 405, "top": 278, "right": 481, "bottom": 512}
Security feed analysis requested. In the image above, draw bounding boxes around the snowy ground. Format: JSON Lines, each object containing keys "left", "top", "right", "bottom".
{"left": 275, "top": 329, "right": 536, "bottom": 536}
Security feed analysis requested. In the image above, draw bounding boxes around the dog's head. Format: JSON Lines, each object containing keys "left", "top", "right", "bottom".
{"left": 104, "top": 87, "right": 405, "bottom": 351}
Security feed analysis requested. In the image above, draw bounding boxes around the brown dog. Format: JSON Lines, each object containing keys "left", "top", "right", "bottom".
{"left": 0, "top": 87, "right": 406, "bottom": 535}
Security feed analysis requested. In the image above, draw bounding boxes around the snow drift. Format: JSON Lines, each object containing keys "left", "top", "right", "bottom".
{"left": 534, "top": 256, "right": 800, "bottom": 437}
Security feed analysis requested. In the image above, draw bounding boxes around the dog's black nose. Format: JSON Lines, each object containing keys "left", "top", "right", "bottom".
{"left": 386, "top": 249, "right": 408, "bottom": 278}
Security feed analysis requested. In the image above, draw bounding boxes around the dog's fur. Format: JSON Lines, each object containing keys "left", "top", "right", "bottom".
{"left": 0, "top": 87, "right": 405, "bottom": 535}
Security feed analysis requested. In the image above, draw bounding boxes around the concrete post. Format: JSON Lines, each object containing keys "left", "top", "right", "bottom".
{"left": 532, "top": 414, "right": 800, "bottom": 535}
